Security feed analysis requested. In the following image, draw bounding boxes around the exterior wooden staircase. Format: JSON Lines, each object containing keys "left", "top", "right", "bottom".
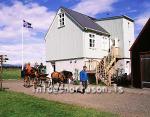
{"left": 96, "top": 47, "right": 119, "bottom": 86}
{"left": 85, "top": 46, "right": 119, "bottom": 86}
{"left": 96, "top": 57, "right": 116, "bottom": 86}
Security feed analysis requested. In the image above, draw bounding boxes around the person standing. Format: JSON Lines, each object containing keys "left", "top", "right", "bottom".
{"left": 39, "top": 63, "right": 45, "bottom": 74}
{"left": 80, "top": 66, "right": 88, "bottom": 94}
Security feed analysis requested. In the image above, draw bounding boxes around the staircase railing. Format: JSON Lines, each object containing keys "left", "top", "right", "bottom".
{"left": 96, "top": 46, "right": 119, "bottom": 86}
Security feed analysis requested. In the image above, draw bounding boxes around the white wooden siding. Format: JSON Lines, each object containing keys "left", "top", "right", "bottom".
{"left": 45, "top": 9, "right": 83, "bottom": 61}
{"left": 83, "top": 32, "right": 110, "bottom": 59}
{"left": 96, "top": 19, "right": 125, "bottom": 57}
{"left": 122, "top": 18, "right": 134, "bottom": 58}
{"left": 55, "top": 59, "right": 85, "bottom": 72}
{"left": 96, "top": 18, "right": 134, "bottom": 74}
{"left": 96, "top": 18, "right": 134, "bottom": 58}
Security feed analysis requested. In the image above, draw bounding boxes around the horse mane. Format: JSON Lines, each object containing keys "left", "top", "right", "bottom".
{"left": 61, "top": 70, "right": 73, "bottom": 76}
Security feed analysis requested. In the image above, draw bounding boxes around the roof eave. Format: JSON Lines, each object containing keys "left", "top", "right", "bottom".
{"left": 61, "top": 7, "right": 110, "bottom": 36}
{"left": 84, "top": 27, "right": 110, "bottom": 36}
{"left": 97, "top": 15, "right": 134, "bottom": 22}
{"left": 130, "top": 18, "right": 150, "bottom": 51}
{"left": 61, "top": 8, "right": 85, "bottom": 30}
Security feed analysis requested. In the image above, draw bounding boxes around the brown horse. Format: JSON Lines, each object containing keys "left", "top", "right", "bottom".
{"left": 51, "top": 71, "right": 73, "bottom": 90}
{"left": 24, "top": 67, "right": 39, "bottom": 88}
{"left": 24, "top": 67, "right": 50, "bottom": 89}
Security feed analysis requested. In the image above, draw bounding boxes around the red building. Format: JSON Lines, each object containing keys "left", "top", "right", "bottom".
{"left": 130, "top": 18, "right": 150, "bottom": 88}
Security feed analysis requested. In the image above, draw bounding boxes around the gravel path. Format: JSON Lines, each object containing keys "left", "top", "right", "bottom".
{"left": 2, "top": 80, "right": 150, "bottom": 117}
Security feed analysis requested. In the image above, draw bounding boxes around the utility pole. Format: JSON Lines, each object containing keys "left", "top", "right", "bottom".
{"left": 0, "top": 55, "right": 8, "bottom": 91}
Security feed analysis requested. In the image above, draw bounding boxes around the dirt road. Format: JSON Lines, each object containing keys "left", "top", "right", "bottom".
{"left": 3, "top": 80, "right": 150, "bottom": 117}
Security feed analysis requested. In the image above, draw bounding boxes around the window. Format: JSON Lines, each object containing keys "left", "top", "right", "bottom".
{"left": 89, "top": 34, "right": 95, "bottom": 38}
{"left": 114, "top": 38, "right": 119, "bottom": 47}
{"left": 58, "top": 13, "right": 65, "bottom": 27}
{"left": 102, "top": 36, "right": 108, "bottom": 50}
{"left": 89, "top": 39, "right": 95, "bottom": 47}
{"left": 89, "top": 34, "right": 95, "bottom": 48}
{"left": 112, "top": 39, "right": 115, "bottom": 46}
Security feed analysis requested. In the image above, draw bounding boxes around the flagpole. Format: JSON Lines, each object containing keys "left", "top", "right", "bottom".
{"left": 21, "top": 20, "right": 32, "bottom": 70}
{"left": 21, "top": 23, "right": 24, "bottom": 70}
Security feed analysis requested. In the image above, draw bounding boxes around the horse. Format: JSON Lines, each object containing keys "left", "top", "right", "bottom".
{"left": 24, "top": 67, "right": 50, "bottom": 89}
{"left": 24, "top": 67, "right": 39, "bottom": 88}
{"left": 51, "top": 71, "right": 73, "bottom": 90}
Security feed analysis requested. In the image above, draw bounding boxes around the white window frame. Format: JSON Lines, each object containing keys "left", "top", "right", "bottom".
{"left": 58, "top": 13, "right": 65, "bottom": 28}
{"left": 102, "top": 36, "right": 108, "bottom": 51}
{"left": 89, "top": 34, "right": 95, "bottom": 48}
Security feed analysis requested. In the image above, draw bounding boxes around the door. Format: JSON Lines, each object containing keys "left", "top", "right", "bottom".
{"left": 140, "top": 53, "right": 150, "bottom": 88}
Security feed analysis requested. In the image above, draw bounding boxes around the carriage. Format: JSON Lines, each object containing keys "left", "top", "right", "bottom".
{"left": 23, "top": 66, "right": 51, "bottom": 89}
{"left": 23, "top": 64, "right": 73, "bottom": 90}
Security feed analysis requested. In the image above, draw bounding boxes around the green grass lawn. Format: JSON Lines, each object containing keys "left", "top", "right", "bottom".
{"left": 0, "top": 91, "right": 118, "bottom": 117}
{"left": 2, "top": 68, "right": 21, "bottom": 80}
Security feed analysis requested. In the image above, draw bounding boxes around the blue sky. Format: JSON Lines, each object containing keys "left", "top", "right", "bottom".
{"left": 0, "top": 0, "right": 150, "bottom": 65}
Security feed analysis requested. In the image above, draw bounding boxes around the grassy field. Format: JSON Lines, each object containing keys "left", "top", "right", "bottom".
{"left": 0, "top": 91, "right": 118, "bottom": 117}
{"left": 2, "top": 68, "right": 21, "bottom": 80}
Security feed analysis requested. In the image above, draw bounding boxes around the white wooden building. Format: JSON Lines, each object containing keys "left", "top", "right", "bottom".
{"left": 45, "top": 7, "right": 134, "bottom": 84}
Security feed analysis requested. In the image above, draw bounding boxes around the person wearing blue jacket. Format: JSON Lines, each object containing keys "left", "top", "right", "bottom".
{"left": 80, "top": 66, "right": 88, "bottom": 94}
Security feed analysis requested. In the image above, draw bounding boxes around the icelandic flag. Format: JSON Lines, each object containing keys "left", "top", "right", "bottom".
{"left": 23, "top": 20, "right": 33, "bottom": 28}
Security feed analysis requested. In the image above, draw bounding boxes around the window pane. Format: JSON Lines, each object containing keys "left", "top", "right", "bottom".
{"left": 89, "top": 39, "right": 95, "bottom": 47}
{"left": 113, "top": 40, "right": 115, "bottom": 46}
{"left": 90, "top": 39, "right": 92, "bottom": 43}
{"left": 89, "top": 39, "right": 92, "bottom": 47}
{"left": 93, "top": 40, "right": 95, "bottom": 47}
{"left": 58, "top": 13, "right": 65, "bottom": 27}
{"left": 93, "top": 40, "right": 95, "bottom": 43}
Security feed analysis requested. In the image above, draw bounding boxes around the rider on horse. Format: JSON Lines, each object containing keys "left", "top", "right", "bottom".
{"left": 25, "top": 63, "right": 32, "bottom": 75}
{"left": 38, "top": 63, "right": 46, "bottom": 74}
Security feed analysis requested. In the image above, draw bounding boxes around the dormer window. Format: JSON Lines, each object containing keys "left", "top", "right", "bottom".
{"left": 58, "top": 13, "right": 65, "bottom": 28}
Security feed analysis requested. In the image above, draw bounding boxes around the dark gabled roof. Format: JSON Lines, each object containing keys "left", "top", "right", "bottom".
{"left": 130, "top": 18, "right": 150, "bottom": 51}
{"left": 97, "top": 15, "right": 134, "bottom": 22}
{"left": 61, "top": 7, "right": 110, "bottom": 36}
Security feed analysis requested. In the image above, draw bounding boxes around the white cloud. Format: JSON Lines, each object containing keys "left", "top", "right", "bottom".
{"left": 0, "top": 1, "right": 55, "bottom": 65}
{"left": 136, "top": 11, "right": 150, "bottom": 27}
{"left": 0, "top": 1, "right": 55, "bottom": 40}
{"left": 135, "top": 10, "right": 150, "bottom": 37}
{"left": 0, "top": 43, "right": 45, "bottom": 65}
{"left": 72, "top": 0, "right": 118, "bottom": 16}
{"left": 135, "top": 2, "right": 150, "bottom": 28}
